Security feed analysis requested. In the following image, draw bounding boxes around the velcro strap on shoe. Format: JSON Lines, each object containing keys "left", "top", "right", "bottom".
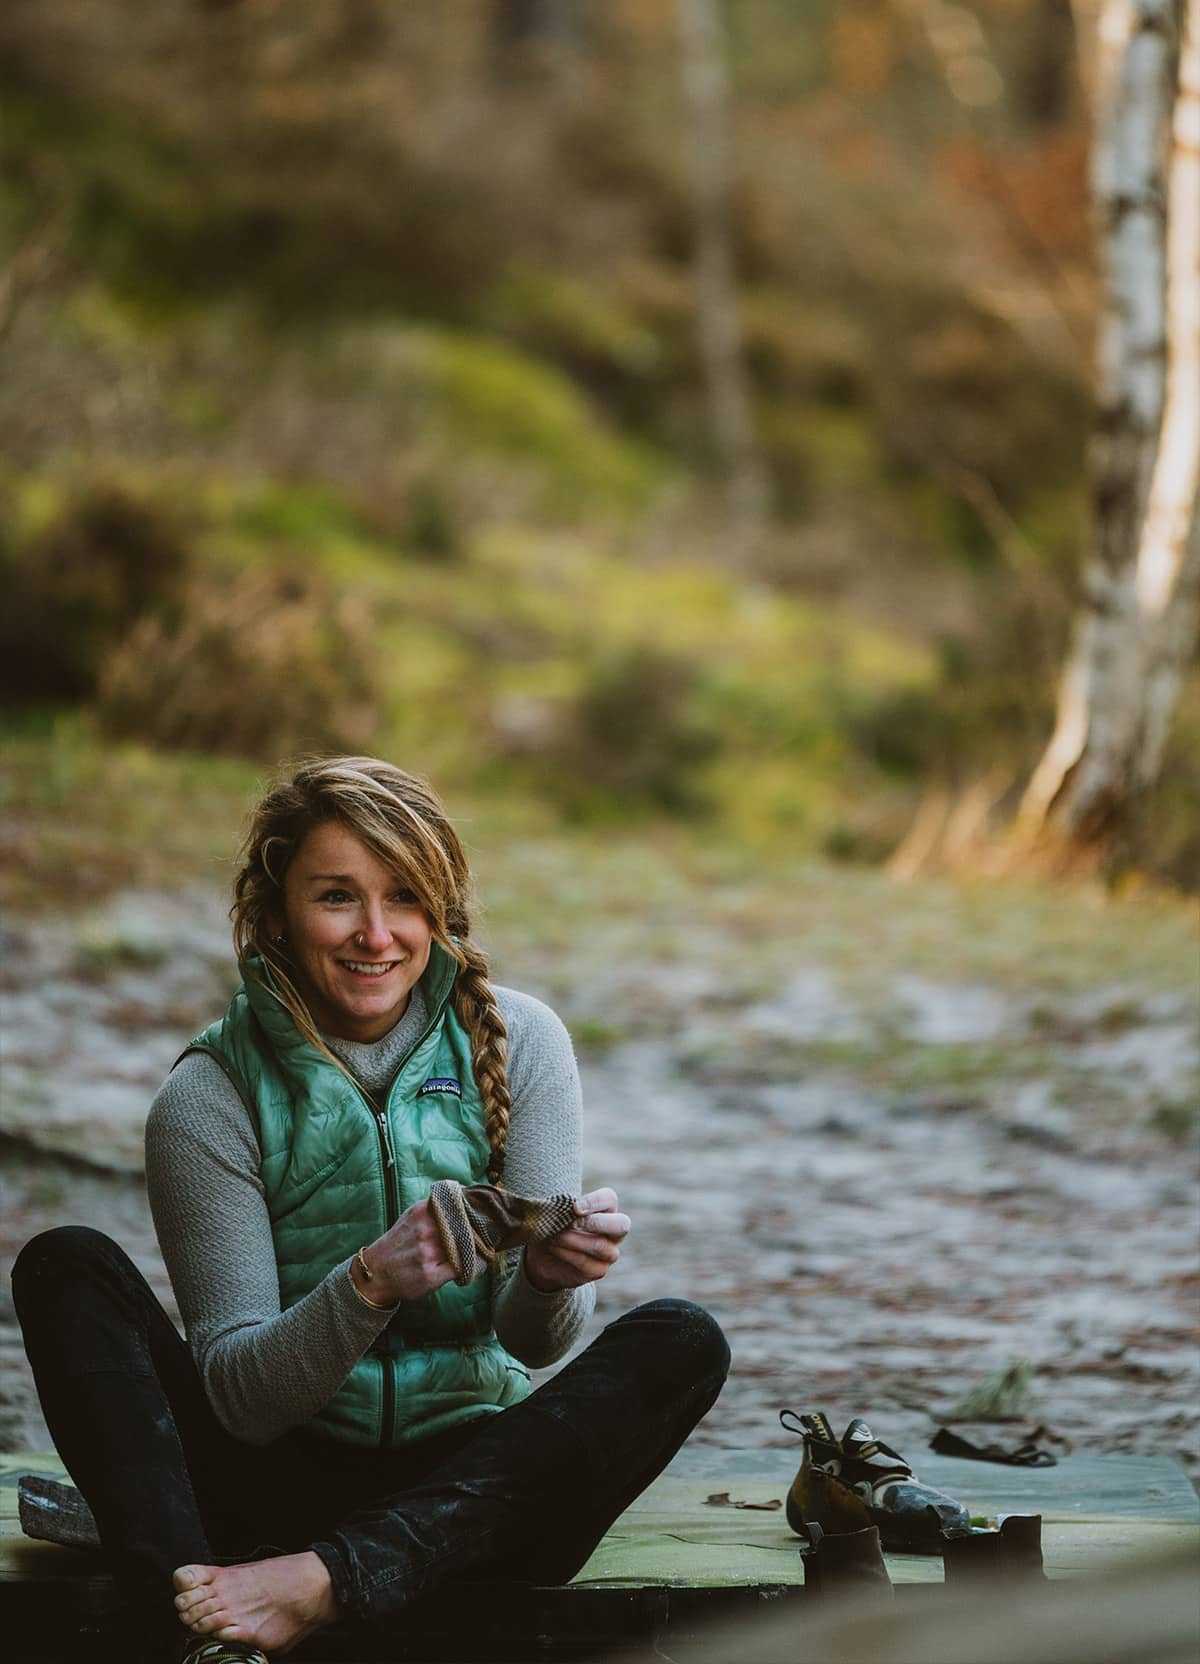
{"left": 800, "top": 1411, "right": 839, "bottom": 1447}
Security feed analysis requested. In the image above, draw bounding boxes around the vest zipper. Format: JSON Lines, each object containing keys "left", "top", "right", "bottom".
{"left": 373, "top": 1105, "right": 399, "bottom": 1207}
{"left": 362, "top": 1098, "right": 399, "bottom": 1451}
{"left": 354, "top": 977, "right": 457, "bottom": 1453}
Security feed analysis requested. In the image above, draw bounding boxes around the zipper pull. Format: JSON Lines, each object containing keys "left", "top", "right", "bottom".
{"left": 376, "top": 1108, "right": 396, "bottom": 1169}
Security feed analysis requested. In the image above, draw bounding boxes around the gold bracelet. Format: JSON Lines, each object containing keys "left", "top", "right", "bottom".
{"left": 347, "top": 1258, "right": 392, "bottom": 1312}
{"left": 356, "top": 1245, "right": 375, "bottom": 1283}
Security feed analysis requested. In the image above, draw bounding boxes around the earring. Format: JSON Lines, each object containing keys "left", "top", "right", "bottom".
{"left": 273, "top": 933, "right": 287, "bottom": 947}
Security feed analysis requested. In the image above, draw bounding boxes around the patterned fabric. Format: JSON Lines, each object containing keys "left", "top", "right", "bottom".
{"left": 428, "top": 1180, "right": 577, "bottom": 1286}
{"left": 178, "top": 1639, "right": 270, "bottom": 1664}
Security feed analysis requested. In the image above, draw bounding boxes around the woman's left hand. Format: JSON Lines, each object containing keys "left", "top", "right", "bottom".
{"left": 523, "top": 1187, "right": 630, "bottom": 1293}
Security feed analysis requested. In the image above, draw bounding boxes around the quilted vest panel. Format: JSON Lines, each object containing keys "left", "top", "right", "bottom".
{"left": 181, "top": 943, "right": 531, "bottom": 1446}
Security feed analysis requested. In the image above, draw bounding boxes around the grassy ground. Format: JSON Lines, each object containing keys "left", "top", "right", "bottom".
{"left": 4, "top": 720, "right": 1194, "bottom": 1002}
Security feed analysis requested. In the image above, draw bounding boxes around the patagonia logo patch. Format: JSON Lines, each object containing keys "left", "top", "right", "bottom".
{"left": 418, "top": 1076, "right": 462, "bottom": 1098}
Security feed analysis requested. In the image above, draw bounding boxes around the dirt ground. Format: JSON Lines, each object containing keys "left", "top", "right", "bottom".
{"left": 2, "top": 865, "right": 1197, "bottom": 1490}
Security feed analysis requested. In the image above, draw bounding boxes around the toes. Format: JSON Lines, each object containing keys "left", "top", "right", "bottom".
{"left": 173, "top": 1563, "right": 213, "bottom": 1593}
{"left": 175, "top": 1587, "right": 216, "bottom": 1614}
{"left": 181, "top": 1594, "right": 224, "bottom": 1623}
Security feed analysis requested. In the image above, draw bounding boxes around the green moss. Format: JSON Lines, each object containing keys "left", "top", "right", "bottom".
{"left": 1151, "top": 1097, "right": 1200, "bottom": 1143}
{"left": 5, "top": 474, "right": 69, "bottom": 546}
{"left": 571, "top": 1020, "right": 624, "bottom": 1052}
{"left": 227, "top": 482, "right": 366, "bottom": 547}
{"left": 419, "top": 330, "right": 666, "bottom": 510}
{"left": 75, "top": 924, "right": 169, "bottom": 977}
{"left": 767, "top": 406, "right": 883, "bottom": 490}
{"left": 173, "top": 384, "right": 231, "bottom": 439}
{"left": 888, "top": 1043, "right": 1060, "bottom": 1092}
{"left": 488, "top": 265, "right": 662, "bottom": 379}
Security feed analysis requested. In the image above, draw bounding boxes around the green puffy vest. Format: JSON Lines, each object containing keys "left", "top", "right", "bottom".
{"left": 181, "top": 943, "right": 532, "bottom": 1447}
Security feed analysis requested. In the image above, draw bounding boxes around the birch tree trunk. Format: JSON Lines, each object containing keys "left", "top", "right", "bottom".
{"left": 1019, "top": 0, "right": 1200, "bottom": 849}
{"left": 676, "top": 0, "right": 769, "bottom": 568}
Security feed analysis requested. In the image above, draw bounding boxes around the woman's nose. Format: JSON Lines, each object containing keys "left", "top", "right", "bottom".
{"left": 358, "top": 908, "right": 393, "bottom": 953}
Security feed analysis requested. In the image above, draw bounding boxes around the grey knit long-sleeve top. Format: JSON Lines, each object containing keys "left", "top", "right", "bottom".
{"left": 145, "top": 983, "right": 594, "bottom": 1446}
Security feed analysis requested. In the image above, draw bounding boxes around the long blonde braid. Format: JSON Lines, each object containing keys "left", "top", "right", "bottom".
{"left": 449, "top": 935, "right": 513, "bottom": 1184}
{"left": 232, "top": 756, "right": 514, "bottom": 1183}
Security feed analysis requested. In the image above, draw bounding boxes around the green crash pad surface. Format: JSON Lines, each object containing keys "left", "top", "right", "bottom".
{"left": 3, "top": 1445, "right": 1198, "bottom": 1660}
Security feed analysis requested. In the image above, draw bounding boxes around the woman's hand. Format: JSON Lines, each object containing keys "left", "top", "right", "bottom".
{"left": 352, "top": 1198, "right": 456, "bottom": 1307}
{"left": 523, "top": 1187, "right": 630, "bottom": 1294}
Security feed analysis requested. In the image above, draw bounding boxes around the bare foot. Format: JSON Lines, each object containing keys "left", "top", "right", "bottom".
{"left": 172, "top": 1553, "right": 337, "bottom": 1654}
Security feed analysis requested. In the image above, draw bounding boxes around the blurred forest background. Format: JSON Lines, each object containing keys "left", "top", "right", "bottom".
{"left": 2, "top": 0, "right": 1195, "bottom": 893}
{"left": 2, "top": 0, "right": 1199, "bottom": 1478}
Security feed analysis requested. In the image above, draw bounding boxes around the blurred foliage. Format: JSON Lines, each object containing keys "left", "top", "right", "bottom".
{"left": 97, "top": 565, "right": 380, "bottom": 760}
{"left": 0, "top": 0, "right": 1194, "bottom": 887}
{"left": 528, "top": 645, "right": 722, "bottom": 817}
{"left": 0, "top": 484, "right": 190, "bottom": 703}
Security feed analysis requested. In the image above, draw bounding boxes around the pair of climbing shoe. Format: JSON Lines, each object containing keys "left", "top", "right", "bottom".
{"left": 781, "top": 1410, "right": 972, "bottom": 1550}
{"left": 799, "top": 1512, "right": 1047, "bottom": 1599}
{"left": 782, "top": 1410, "right": 1047, "bottom": 1586}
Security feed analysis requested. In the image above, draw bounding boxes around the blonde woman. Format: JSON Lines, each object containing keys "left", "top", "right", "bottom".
{"left": 14, "top": 758, "right": 729, "bottom": 1663}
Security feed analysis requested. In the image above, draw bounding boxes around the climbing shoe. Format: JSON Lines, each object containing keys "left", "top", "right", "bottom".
{"left": 177, "top": 1639, "right": 270, "bottom": 1664}
{"left": 940, "top": 1511, "right": 1046, "bottom": 1584}
{"left": 781, "top": 1409, "right": 972, "bottom": 1550}
{"left": 800, "top": 1521, "right": 893, "bottom": 1604}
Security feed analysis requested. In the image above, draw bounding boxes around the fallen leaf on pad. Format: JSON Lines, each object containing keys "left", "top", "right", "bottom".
{"left": 704, "top": 1491, "right": 783, "bottom": 1510}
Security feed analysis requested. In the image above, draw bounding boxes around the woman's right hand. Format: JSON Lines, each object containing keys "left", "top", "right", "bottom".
{"left": 350, "top": 1199, "right": 457, "bottom": 1307}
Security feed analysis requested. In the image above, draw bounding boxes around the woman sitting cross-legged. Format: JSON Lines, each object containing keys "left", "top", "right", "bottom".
{"left": 13, "top": 756, "right": 729, "bottom": 1663}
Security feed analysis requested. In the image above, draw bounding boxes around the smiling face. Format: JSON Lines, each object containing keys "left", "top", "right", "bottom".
{"left": 278, "top": 819, "right": 434, "bottom": 1044}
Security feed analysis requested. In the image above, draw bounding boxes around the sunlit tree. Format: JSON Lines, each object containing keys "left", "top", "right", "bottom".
{"left": 1020, "top": 0, "right": 1199, "bottom": 857}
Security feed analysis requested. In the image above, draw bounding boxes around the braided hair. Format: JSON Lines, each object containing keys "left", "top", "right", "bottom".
{"left": 232, "top": 756, "right": 513, "bottom": 1183}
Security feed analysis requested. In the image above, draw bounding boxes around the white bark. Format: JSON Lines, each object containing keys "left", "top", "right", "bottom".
{"left": 676, "top": 0, "right": 769, "bottom": 566}
{"left": 1138, "top": 0, "right": 1200, "bottom": 777}
{"left": 1020, "top": 0, "right": 1199, "bottom": 843}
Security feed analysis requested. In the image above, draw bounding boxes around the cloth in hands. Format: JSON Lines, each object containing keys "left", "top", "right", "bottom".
{"left": 428, "top": 1180, "right": 577, "bottom": 1286}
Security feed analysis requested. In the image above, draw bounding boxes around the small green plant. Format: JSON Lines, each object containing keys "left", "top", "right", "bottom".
{"left": 948, "top": 1360, "right": 1036, "bottom": 1421}
{"left": 75, "top": 922, "right": 169, "bottom": 975}
{"left": 571, "top": 1019, "right": 623, "bottom": 1051}
{"left": 1151, "top": 1097, "right": 1199, "bottom": 1143}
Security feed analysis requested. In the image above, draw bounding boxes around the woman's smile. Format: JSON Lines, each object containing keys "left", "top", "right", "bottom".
{"left": 279, "top": 820, "right": 434, "bottom": 1042}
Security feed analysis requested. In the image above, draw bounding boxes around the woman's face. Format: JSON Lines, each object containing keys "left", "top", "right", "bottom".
{"left": 279, "top": 819, "right": 433, "bottom": 1044}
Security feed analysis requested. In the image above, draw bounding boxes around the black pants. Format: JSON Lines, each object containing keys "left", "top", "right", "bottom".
{"left": 13, "top": 1228, "right": 729, "bottom": 1638}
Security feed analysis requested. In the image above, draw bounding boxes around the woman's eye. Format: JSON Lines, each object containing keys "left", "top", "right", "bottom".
{"left": 320, "top": 889, "right": 353, "bottom": 904}
{"left": 392, "top": 889, "right": 418, "bottom": 906}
